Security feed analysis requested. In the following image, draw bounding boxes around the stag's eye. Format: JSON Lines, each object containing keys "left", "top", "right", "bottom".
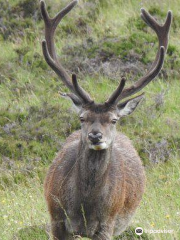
{"left": 80, "top": 117, "right": 85, "bottom": 123}
{"left": 111, "top": 119, "right": 117, "bottom": 124}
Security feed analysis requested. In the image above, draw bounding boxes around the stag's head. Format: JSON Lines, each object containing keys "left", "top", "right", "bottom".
{"left": 40, "top": 0, "right": 172, "bottom": 150}
{"left": 69, "top": 76, "right": 145, "bottom": 150}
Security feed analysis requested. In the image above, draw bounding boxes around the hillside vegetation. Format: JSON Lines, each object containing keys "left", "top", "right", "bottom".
{"left": 0, "top": 0, "right": 180, "bottom": 239}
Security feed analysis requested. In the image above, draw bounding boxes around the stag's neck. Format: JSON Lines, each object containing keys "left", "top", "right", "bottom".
{"left": 76, "top": 141, "right": 112, "bottom": 196}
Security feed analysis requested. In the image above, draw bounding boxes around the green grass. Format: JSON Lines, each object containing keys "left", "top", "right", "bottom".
{"left": 135, "top": 155, "right": 180, "bottom": 240}
{"left": 0, "top": 178, "right": 49, "bottom": 239}
{"left": 0, "top": 0, "right": 180, "bottom": 239}
{"left": 1, "top": 154, "right": 179, "bottom": 239}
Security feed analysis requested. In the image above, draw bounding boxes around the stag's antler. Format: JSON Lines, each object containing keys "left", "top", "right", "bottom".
{"left": 41, "top": 1, "right": 172, "bottom": 107}
{"left": 40, "top": 0, "right": 93, "bottom": 104}
{"left": 106, "top": 9, "right": 172, "bottom": 105}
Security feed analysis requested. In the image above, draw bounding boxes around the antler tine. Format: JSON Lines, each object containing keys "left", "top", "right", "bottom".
{"left": 59, "top": 91, "right": 82, "bottom": 106}
{"left": 118, "top": 46, "right": 165, "bottom": 100}
{"left": 116, "top": 9, "right": 172, "bottom": 102}
{"left": 42, "top": 40, "right": 74, "bottom": 91}
{"left": 141, "top": 8, "right": 172, "bottom": 69}
{"left": 40, "top": 0, "right": 78, "bottom": 61}
{"left": 40, "top": 0, "right": 93, "bottom": 103}
{"left": 105, "top": 78, "right": 126, "bottom": 105}
{"left": 72, "top": 74, "right": 93, "bottom": 104}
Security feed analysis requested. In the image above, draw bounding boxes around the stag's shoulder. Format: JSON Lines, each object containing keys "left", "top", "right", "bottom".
{"left": 64, "top": 130, "right": 81, "bottom": 145}
{"left": 113, "top": 131, "right": 145, "bottom": 183}
{"left": 55, "top": 130, "right": 81, "bottom": 162}
{"left": 45, "top": 130, "right": 80, "bottom": 174}
{"left": 44, "top": 131, "right": 80, "bottom": 188}
{"left": 114, "top": 132, "right": 141, "bottom": 163}
{"left": 115, "top": 132, "right": 136, "bottom": 150}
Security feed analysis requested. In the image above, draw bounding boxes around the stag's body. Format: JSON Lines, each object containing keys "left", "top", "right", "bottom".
{"left": 40, "top": 0, "right": 172, "bottom": 239}
{"left": 45, "top": 129, "right": 145, "bottom": 239}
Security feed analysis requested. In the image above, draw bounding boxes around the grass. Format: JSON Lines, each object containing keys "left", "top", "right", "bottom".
{"left": 1, "top": 154, "right": 179, "bottom": 239}
{"left": 135, "top": 155, "right": 180, "bottom": 240}
{"left": 0, "top": 0, "right": 180, "bottom": 239}
{"left": 0, "top": 178, "right": 49, "bottom": 239}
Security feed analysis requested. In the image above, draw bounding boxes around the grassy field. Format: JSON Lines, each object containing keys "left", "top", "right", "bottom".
{"left": 0, "top": 0, "right": 180, "bottom": 239}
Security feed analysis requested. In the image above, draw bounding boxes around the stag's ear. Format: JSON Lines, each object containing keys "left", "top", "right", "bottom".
{"left": 59, "top": 92, "right": 83, "bottom": 113}
{"left": 117, "top": 93, "right": 144, "bottom": 117}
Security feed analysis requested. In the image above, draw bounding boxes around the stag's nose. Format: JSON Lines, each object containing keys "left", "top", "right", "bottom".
{"left": 88, "top": 132, "right": 102, "bottom": 144}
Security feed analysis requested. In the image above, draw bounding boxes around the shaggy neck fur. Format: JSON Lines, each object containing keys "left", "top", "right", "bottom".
{"left": 76, "top": 138, "right": 112, "bottom": 197}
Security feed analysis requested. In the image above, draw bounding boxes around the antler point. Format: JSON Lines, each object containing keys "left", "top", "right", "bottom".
{"left": 40, "top": 0, "right": 45, "bottom": 7}
{"left": 72, "top": 73, "right": 76, "bottom": 77}
{"left": 167, "top": 10, "right": 173, "bottom": 20}
{"left": 72, "top": 74, "right": 77, "bottom": 84}
{"left": 42, "top": 39, "right": 47, "bottom": 46}
{"left": 140, "top": 8, "right": 146, "bottom": 13}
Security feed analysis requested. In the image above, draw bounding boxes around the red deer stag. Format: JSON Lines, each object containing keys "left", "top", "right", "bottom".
{"left": 40, "top": 1, "right": 172, "bottom": 239}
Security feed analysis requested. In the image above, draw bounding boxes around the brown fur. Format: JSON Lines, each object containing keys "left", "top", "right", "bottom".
{"left": 44, "top": 128, "right": 145, "bottom": 239}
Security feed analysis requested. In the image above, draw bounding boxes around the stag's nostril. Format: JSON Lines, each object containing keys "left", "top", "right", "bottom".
{"left": 88, "top": 132, "right": 102, "bottom": 144}
{"left": 96, "top": 133, "right": 102, "bottom": 139}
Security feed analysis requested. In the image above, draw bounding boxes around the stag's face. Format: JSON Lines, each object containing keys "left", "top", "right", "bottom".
{"left": 77, "top": 97, "right": 144, "bottom": 150}
{"left": 79, "top": 108, "right": 119, "bottom": 150}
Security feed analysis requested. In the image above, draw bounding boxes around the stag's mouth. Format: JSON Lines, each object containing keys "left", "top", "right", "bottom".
{"left": 89, "top": 142, "right": 108, "bottom": 150}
